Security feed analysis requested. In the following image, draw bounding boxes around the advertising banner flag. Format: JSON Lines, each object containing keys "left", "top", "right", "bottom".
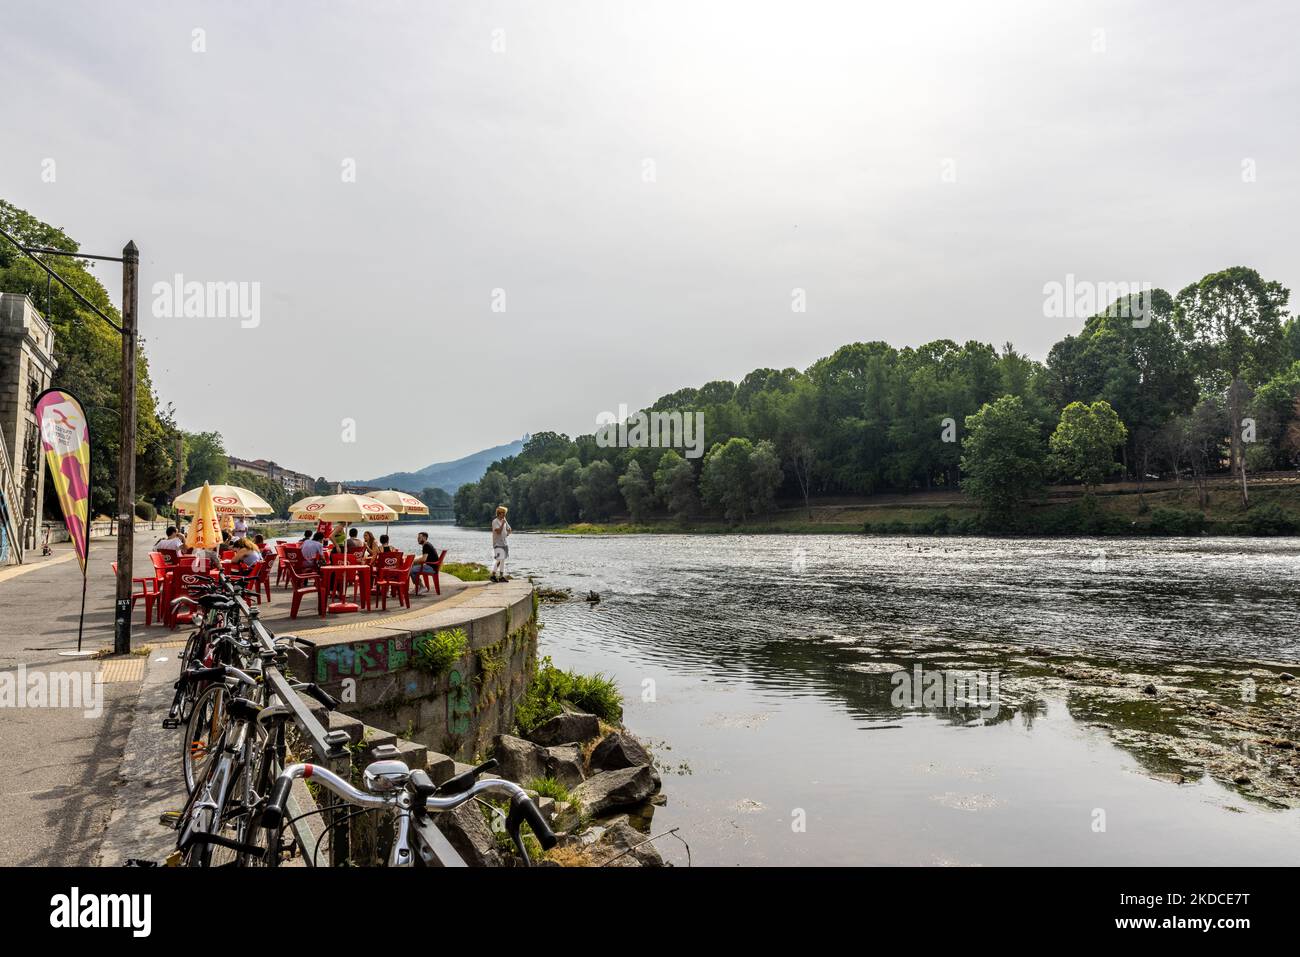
{"left": 34, "top": 389, "right": 91, "bottom": 574}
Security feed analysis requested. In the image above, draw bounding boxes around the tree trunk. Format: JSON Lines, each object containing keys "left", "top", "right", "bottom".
{"left": 1230, "top": 377, "right": 1248, "bottom": 507}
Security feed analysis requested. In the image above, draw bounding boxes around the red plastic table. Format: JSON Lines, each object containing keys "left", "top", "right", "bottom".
{"left": 319, "top": 564, "right": 371, "bottom": 615}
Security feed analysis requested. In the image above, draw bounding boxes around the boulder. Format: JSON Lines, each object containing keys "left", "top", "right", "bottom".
{"left": 570, "top": 765, "right": 657, "bottom": 817}
{"left": 530, "top": 711, "right": 600, "bottom": 747}
{"left": 546, "top": 744, "right": 586, "bottom": 788}
{"left": 591, "top": 822, "right": 665, "bottom": 868}
{"left": 492, "top": 734, "right": 548, "bottom": 784}
{"left": 589, "top": 731, "right": 652, "bottom": 773}
{"left": 435, "top": 802, "right": 502, "bottom": 867}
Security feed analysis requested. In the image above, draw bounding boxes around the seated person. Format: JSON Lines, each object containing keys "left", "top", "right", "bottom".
{"left": 345, "top": 526, "right": 366, "bottom": 555}
{"left": 253, "top": 533, "right": 275, "bottom": 559}
{"left": 377, "top": 534, "right": 398, "bottom": 554}
{"left": 299, "top": 531, "right": 326, "bottom": 570}
{"left": 410, "top": 531, "right": 441, "bottom": 584}
{"left": 153, "top": 526, "right": 184, "bottom": 563}
{"left": 362, "top": 530, "right": 379, "bottom": 558}
{"left": 230, "top": 537, "right": 263, "bottom": 571}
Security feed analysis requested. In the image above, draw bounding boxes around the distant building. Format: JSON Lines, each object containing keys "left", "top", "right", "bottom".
{"left": 0, "top": 293, "right": 58, "bottom": 564}
{"left": 227, "top": 455, "right": 314, "bottom": 494}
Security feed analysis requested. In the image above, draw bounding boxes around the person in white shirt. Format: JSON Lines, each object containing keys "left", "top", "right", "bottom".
{"left": 234, "top": 516, "right": 248, "bottom": 538}
{"left": 153, "top": 526, "right": 184, "bottom": 563}
{"left": 490, "top": 506, "right": 511, "bottom": 583}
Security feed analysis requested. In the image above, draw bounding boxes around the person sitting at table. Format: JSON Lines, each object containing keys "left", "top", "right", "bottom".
{"left": 377, "top": 534, "right": 397, "bottom": 554}
{"left": 153, "top": 526, "right": 184, "bottom": 563}
{"left": 410, "top": 531, "right": 441, "bottom": 585}
{"left": 300, "top": 531, "right": 326, "bottom": 570}
{"left": 301, "top": 528, "right": 313, "bottom": 542}
{"left": 345, "top": 527, "right": 366, "bottom": 555}
{"left": 362, "top": 530, "right": 379, "bottom": 558}
{"left": 230, "top": 537, "right": 263, "bottom": 570}
{"left": 253, "top": 533, "right": 275, "bottom": 559}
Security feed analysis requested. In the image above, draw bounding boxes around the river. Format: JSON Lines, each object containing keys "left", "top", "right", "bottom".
{"left": 393, "top": 525, "right": 1300, "bottom": 866}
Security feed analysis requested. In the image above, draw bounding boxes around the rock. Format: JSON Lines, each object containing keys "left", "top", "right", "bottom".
{"left": 1142, "top": 683, "right": 1158, "bottom": 696}
{"left": 436, "top": 802, "right": 502, "bottom": 867}
{"left": 546, "top": 744, "right": 586, "bottom": 788}
{"left": 1279, "top": 672, "right": 1295, "bottom": 681}
{"left": 530, "top": 711, "right": 600, "bottom": 747}
{"left": 570, "top": 765, "right": 657, "bottom": 817}
{"left": 424, "top": 751, "right": 456, "bottom": 785}
{"left": 1233, "top": 774, "right": 1251, "bottom": 785}
{"left": 589, "top": 731, "right": 653, "bottom": 773}
{"left": 551, "top": 801, "right": 581, "bottom": 833}
{"left": 537, "top": 796, "right": 555, "bottom": 822}
{"left": 591, "top": 822, "right": 665, "bottom": 867}
{"left": 492, "top": 734, "right": 548, "bottom": 784}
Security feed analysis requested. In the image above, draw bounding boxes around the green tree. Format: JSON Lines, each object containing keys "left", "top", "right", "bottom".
{"left": 653, "top": 450, "right": 697, "bottom": 522}
{"left": 1048, "top": 400, "right": 1128, "bottom": 491}
{"left": 748, "top": 440, "right": 782, "bottom": 518}
{"left": 184, "top": 431, "right": 228, "bottom": 487}
{"left": 701, "top": 438, "right": 754, "bottom": 521}
{"left": 617, "top": 460, "right": 653, "bottom": 522}
{"left": 1174, "top": 267, "right": 1290, "bottom": 504}
{"left": 573, "top": 459, "right": 620, "bottom": 522}
{"left": 960, "top": 395, "right": 1045, "bottom": 518}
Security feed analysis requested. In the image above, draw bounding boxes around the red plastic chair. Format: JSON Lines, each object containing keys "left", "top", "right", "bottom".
{"left": 288, "top": 564, "right": 324, "bottom": 619}
{"left": 163, "top": 571, "right": 218, "bottom": 629}
{"left": 413, "top": 550, "right": 447, "bottom": 596}
{"left": 376, "top": 554, "right": 414, "bottom": 610}
{"left": 112, "top": 561, "right": 160, "bottom": 627}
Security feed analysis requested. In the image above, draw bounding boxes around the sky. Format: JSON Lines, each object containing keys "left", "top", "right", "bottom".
{"left": 2, "top": 0, "right": 1297, "bottom": 480}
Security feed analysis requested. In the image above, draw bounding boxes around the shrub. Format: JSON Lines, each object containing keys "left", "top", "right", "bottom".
{"left": 134, "top": 501, "right": 157, "bottom": 521}
{"left": 1238, "top": 501, "right": 1297, "bottom": 536}
{"left": 515, "top": 656, "right": 623, "bottom": 735}
{"left": 1148, "top": 507, "right": 1206, "bottom": 536}
{"left": 412, "top": 627, "right": 468, "bottom": 677}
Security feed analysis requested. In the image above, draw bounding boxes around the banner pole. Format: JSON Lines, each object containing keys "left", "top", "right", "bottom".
{"left": 76, "top": 569, "right": 88, "bottom": 653}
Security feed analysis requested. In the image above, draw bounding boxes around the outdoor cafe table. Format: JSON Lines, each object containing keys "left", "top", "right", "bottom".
{"left": 319, "top": 563, "right": 371, "bottom": 615}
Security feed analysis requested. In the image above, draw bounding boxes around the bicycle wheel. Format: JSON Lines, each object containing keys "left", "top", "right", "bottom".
{"left": 239, "top": 720, "right": 287, "bottom": 866}
{"left": 183, "top": 682, "right": 230, "bottom": 794}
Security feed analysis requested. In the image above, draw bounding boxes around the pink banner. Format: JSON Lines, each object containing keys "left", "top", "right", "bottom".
{"left": 34, "top": 389, "right": 91, "bottom": 574}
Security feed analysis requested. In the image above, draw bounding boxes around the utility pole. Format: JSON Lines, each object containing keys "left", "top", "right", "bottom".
{"left": 174, "top": 434, "right": 184, "bottom": 500}
{"left": 113, "top": 241, "right": 139, "bottom": 655}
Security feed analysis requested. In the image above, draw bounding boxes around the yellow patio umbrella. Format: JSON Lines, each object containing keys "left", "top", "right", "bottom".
{"left": 287, "top": 493, "right": 399, "bottom": 524}
{"left": 174, "top": 484, "right": 274, "bottom": 517}
{"left": 367, "top": 489, "right": 430, "bottom": 535}
{"left": 184, "top": 482, "right": 222, "bottom": 565}
{"left": 370, "top": 490, "right": 430, "bottom": 516}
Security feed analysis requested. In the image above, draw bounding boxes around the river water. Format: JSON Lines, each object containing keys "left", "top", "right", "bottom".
{"left": 397, "top": 525, "right": 1300, "bottom": 866}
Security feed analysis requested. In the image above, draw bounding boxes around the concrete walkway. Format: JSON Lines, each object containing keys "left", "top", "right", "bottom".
{"left": 0, "top": 530, "right": 155, "bottom": 866}
{"left": 0, "top": 532, "right": 481, "bottom": 865}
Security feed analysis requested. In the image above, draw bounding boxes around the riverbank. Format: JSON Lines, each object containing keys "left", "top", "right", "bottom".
{"left": 509, "top": 474, "right": 1300, "bottom": 538}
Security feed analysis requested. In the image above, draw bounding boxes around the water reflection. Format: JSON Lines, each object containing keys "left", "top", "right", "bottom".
{"left": 394, "top": 527, "right": 1300, "bottom": 864}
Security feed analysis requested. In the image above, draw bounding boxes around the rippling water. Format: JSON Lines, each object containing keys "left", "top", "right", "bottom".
{"left": 397, "top": 526, "right": 1300, "bottom": 865}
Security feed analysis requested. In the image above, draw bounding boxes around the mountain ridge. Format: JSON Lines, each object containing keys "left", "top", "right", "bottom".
{"left": 354, "top": 436, "right": 527, "bottom": 494}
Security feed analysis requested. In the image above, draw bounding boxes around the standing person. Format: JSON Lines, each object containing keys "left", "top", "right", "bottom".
{"left": 490, "top": 506, "right": 511, "bottom": 583}
{"left": 410, "top": 532, "right": 441, "bottom": 587}
{"left": 234, "top": 515, "right": 248, "bottom": 538}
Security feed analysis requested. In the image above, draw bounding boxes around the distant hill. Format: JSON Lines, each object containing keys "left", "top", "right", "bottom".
{"left": 356, "top": 436, "right": 527, "bottom": 494}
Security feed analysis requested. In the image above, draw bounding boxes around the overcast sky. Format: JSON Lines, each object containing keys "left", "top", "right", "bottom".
{"left": 3, "top": 0, "right": 1296, "bottom": 479}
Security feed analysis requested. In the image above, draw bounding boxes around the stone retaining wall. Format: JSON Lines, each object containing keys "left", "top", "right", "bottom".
{"left": 302, "top": 580, "right": 537, "bottom": 760}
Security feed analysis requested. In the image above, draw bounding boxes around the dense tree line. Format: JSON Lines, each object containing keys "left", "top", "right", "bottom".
{"left": 457, "top": 266, "right": 1299, "bottom": 527}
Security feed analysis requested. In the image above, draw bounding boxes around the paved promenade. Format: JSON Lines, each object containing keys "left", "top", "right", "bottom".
{"left": 0, "top": 530, "right": 518, "bottom": 865}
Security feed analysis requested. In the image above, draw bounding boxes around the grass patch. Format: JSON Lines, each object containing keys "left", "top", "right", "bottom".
{"left": 515, "top": 655, "right": 624, "bottom": 735}
{"left": 525, "top": 777, "right": 573, "bottom": 803}
{"left": 442, "top": 561, "right": 491, "bottom": 581}
{"left": 412, "top": 627, "right": 468, "bottom": 677}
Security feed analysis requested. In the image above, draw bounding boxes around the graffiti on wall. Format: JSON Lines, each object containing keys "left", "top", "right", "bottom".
{"left": 315, "top": 634, "right": 414, "bottom": 683}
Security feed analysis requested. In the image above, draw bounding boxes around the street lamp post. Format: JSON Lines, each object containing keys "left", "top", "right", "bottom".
{"left": 113, "top": 241, "right": 139, "bottom": 654}
{"left": 0, "top": 227, "right": 141, "bottom": 654}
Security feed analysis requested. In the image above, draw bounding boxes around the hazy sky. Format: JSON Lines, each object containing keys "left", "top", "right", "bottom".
{"left": 3, "top": 0, "right": 1296, "bottom": 479}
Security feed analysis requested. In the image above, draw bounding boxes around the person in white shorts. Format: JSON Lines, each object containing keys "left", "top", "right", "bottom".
{"left": 491, "top": 506, "right": 511, "bottom": 582}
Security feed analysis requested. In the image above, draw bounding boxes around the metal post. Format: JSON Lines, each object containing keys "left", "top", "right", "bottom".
{"left": 113, "top": 241, "right": 139, "bottom": 655}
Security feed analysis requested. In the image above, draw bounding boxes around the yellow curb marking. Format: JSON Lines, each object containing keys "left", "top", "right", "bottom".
{"left": 99, "top": 656, "right": 145, "bottom": 683}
